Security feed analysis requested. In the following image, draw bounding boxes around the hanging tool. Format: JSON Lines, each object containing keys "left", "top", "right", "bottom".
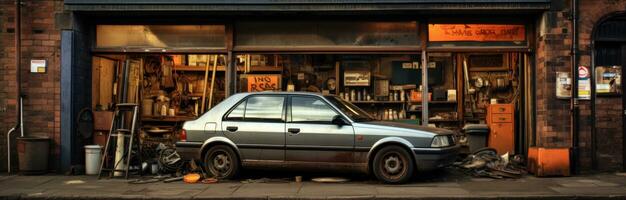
{"left": 99, "top": 103, "right": 141, "bottom": 179}
{"left": 208, "top": 55, "right": 219, "bottom": 110}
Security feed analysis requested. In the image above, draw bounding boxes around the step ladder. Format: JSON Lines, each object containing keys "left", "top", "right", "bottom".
{"left": 98, "top": 103, "right": 142, "bottom": 179}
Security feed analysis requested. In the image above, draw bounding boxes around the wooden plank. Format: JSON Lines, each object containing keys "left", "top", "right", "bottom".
{"left": 200, "top": 55, "right": 210, "bottom": 113}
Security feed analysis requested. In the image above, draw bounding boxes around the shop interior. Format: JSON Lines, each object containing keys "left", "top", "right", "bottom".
{"left": 90, "top": 52, "right": 526, "bottom": 156}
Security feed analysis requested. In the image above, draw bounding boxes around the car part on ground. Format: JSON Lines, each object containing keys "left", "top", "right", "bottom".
{"left": 454, "top": 147, "right": 526, "bottom": 179}
{"left": 311, "top": 177, "right": 350, "bottom": 183}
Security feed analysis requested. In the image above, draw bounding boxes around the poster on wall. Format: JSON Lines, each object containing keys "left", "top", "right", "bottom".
{"left": 556, "top": 72, "right": 572, "bottom": 99}
{"left": 344, "top": 71, "right": 371, "bottom": 86}
{"left": 578, "top": 66, "right": 591, "bottom": 100}
{"left": 595, "top": 65, "right": 622, "bottom": 95}
{"left": 244, "top": 74, "right": 281, "bottom": 92}
{"left": 555, "top": 66, "right": 591, "bottom": 100}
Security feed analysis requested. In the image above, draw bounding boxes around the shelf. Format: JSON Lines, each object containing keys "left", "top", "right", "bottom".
{"left": 350, "top": 101, "right": 405, "bottom": 104}
{"left": 187, "top": 91, "right": 225, "bottom": 98}
{"left": 175, "top": 65, "right": 283, "bottom": 73}
{"left": 174, "top": 65, "right": 226, "bottom": 72}
{"left": 409, "top": 101, "right": 458, "bottom": 104}
{"left": 238, "top": 66, "right": 283, "bottom": 72}
{"left": 142, "top": 116, "right": 196, "bottom": 122}
{"left": 428, "top": 119, "right": 461, "bottom": 123}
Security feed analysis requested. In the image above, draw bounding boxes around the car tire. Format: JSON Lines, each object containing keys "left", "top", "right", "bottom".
{"left": 372, "top": 145, "right": 414, "bottom": 184}
{"left": 203, "top": 145, "right": 240, "bottom": 179}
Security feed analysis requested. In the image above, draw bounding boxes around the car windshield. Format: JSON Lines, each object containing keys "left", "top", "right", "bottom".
{"left": 323, "top": 95, "right": 375, "bottom": 122}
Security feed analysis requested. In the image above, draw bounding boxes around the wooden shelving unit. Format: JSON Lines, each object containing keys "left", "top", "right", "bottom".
{"left": 350, "top": 101, "right": 405, "bottom": 104}
{"left": 174, "top": 65, "right": 226, "bottom": 72}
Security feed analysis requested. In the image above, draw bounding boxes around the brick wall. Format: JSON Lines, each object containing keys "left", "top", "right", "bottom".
{"left": 0, "top": 0, "right": 63, "bottom": 172}
{"left": 578, "top": 0, "right": 626, "bottom": 171}
{"left": 535, "top": 0, "right": 626, "bottom": 171}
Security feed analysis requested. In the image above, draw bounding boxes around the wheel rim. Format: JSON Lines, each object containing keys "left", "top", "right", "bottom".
{"left": 208, "top": 150, "right": 232, "bottom": 177}
{"left": 379, "top": 151, "right": 408, "bottom": 180}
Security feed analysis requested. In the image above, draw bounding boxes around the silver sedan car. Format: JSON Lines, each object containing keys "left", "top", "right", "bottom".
{"left": 175, "top": 92, "right": 459, "bottom": 183}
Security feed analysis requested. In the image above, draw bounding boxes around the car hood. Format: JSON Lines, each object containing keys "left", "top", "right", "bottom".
{"left": 357, "top": 120, "right": 454, "bottom": 135}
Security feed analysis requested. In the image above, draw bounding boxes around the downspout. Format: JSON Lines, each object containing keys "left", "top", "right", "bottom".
{"left": 570, "top": 0, "right": 580, "bottom": 175}
{"left": 7, "top": 0, "right": 22, "bottom": 173}
{"left": 590, "top": 40, "right": 597, "bottom": 170}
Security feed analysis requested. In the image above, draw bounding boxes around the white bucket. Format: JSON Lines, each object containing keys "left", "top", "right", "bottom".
{"left": 84, "top": 145, "right": 102, "bottom": 175}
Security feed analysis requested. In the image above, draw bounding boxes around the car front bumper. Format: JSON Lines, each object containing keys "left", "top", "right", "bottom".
{"left": 174, "top": 141, "right": 202, "bottom": 161}
{"left": 411, "top": 145, "right": 460, "bottom": 171}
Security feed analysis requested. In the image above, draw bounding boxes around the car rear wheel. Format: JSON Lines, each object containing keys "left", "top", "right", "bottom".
{"left": 372, "top": 145, "right": 414, "bottom": 184}
{"left": 204, "top": 145, "right": 239, "bottom": 179}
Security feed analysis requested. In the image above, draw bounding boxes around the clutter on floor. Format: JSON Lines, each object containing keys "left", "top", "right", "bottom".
{"left": 454, "top": 147, "right": 526, "bottom": 179}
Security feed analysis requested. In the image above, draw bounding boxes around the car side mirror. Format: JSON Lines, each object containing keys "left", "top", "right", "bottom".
{"left": 331, "top": 115, "right": 349, "bottom": 126}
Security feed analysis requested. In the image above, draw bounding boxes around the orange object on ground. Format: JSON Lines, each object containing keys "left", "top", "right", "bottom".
{"left": 183, "top": 173, "right": 201, "bottom": 183}
{"left": 527, "top": 147, "right": 570, "bottom": 177}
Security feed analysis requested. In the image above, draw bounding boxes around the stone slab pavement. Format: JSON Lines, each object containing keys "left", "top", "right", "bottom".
{"left": 0, "top": 170, "right": 625, "bottom": 200}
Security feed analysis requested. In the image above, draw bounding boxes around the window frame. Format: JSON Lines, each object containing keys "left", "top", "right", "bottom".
{"left": 287, "top": 95, "right": 342, "bottom": 125}
{"left": 222, "top": 94, "right": 287, "bottom": 123}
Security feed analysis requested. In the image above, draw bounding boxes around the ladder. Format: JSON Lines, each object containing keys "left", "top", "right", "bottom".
{"left": 98, "top": 103, "right": 141, "bottom": 179}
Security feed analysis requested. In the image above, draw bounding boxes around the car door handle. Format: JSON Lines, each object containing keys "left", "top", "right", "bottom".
{"left": 288, "top": 128, "right": 300, "bottom": 134}
{"left": 226, "top": 126, "right": 238, "bottom": 132}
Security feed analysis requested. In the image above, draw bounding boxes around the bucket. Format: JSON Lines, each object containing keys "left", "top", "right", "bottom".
{"left": 84, "top": 145, "right": 102, "bottom": 175}
{"left": 16, "top": 137, "right": 50, "bottom": 175}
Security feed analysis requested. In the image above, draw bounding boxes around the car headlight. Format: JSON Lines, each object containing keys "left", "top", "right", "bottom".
{"left": 431, "top": 135, "right": 451, "bottom": 147}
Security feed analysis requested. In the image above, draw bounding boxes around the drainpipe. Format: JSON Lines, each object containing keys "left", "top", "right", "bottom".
{"left": 570, "top": 0, "right": 580, "bottom": 175}
{"left": 7, "top": 0, "right": 22, "bottom": 173}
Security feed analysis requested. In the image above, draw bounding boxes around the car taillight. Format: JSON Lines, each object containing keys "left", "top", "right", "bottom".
{"left": 180, "top": 129, "right": 187, "bottom": 141}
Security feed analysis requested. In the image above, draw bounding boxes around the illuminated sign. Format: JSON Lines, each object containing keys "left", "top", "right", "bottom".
{"left": 429, "top": 24, "right": 525, "bottom": 42}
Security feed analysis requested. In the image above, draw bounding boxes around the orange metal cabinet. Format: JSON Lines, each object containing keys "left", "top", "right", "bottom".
{"left": 487, "top": 104, "right": 514, "bottom": 155}
{"left": 527, "top": 147, "right": 570, "bottom": 177}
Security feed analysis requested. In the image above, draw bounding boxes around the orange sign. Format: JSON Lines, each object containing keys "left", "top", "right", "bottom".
{"left": 246, "top": 74, "right": 281, "bottom": 92}
{"left": 429, "top": 24, "right": 525, "bottom": 42}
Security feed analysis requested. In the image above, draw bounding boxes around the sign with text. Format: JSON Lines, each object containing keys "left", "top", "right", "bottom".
{"left": 246, "top": 74, "right": 281, "bottom": 92}
{"left": 428, "top": 24, "right": 526, "bottom": 42}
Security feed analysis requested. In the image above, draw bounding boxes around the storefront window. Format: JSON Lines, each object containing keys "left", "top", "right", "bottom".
{"left": 235, "top": 21, "right": 419, "bottom": 47}
{"left": 234, "top": 54, "right": 432, "bottom": 125}
{"left": 595, "top": 44, "right": 623, "bottom": 95}
{"left": 96, "top": 25, "right": 226, "bottom": 49}
{"left": 595, "top": 66, "right": 622, "bottom": 95}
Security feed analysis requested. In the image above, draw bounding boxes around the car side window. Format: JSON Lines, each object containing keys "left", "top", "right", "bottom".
{"left": 291, "top": 96, "right": 338, "bottom": 123}
{"left": 243, "top": 96, "right": 285, "bottom": 122}
{"left": 226, "top": 100, "right": 246, "bottom": 120}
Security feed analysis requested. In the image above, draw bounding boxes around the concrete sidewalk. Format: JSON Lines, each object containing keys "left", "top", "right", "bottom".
{"left": 1, "top": 171, "right": 626, "bottom": 200}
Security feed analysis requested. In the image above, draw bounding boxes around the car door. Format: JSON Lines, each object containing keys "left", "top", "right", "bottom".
{"left": 222, "top": 95, "right": 286, "bottom": 161}
{"left": 285, "top": 95, "right": 355, "bottom": 163}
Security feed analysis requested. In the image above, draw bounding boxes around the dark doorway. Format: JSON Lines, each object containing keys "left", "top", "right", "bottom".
{"left": 593, "top": 14, "right": 626, "bottom": 172}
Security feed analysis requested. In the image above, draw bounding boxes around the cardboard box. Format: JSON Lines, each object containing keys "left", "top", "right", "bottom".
{"left": 410, "top": 90, "right": 431, "bottom": 102}
{"left": 93, "top": 111, "right": 114, "bottom": 131}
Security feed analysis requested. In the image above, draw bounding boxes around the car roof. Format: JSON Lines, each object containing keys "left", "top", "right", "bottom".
{"left": 239, "top": 91, "right": 333, "bottom": 98}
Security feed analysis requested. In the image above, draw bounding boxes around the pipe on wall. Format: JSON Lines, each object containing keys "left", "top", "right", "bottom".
{"left": 7, "top": 0, "right": 22, "bottom": 173}
{"left": 570, "top": 0, "right": 580, "bottom": 175}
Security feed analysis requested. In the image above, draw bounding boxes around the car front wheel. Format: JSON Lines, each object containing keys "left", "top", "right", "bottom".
{"left": 204, "top": 145, "right": 240, "bottom": 179}
{"left": 372, "top": 145, "right": 414, "bottom": 184}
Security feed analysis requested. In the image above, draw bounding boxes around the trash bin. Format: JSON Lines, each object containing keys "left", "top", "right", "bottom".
{"left": 84, "top": 145, "right": 102, "bottom": 175}
{"left": 16, "top": 137, "right": 50, "bottom": 175}
{"left": 463, "top": 124, "right": 489, "bottom": 153}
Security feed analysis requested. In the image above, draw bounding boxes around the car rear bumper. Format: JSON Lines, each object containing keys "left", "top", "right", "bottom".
{"left": 411, "top": 145, "right": 460, "bottom": 171}
{"left": 175, "top": 141, "right": 202, "bottom": 160}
